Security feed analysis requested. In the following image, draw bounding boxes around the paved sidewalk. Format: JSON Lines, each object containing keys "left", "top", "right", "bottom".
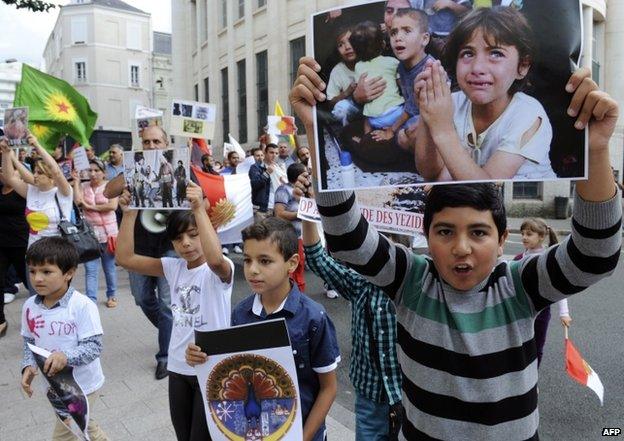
{"left": 0, "top": 266, "right": 355, "bottom": 440}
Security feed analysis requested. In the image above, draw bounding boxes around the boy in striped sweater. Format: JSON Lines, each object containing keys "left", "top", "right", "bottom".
{"left": 289, "top": 57, "right": 621, "bottom": 440}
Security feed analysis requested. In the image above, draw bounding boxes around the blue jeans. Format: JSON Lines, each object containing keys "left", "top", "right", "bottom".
{"left": 84, "top": 245, "right": 117, "bottom": 302}
{"left": 355, "top": 392, "right": 389, "bottom": 441}
{"left": 368, "top": 104, "right": 404, "bottom": 130}
{"left": 128, "top": 251, "right": 174, "bottom": 362}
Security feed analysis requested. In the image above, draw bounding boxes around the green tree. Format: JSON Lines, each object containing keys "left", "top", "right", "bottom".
{"left": 2, "top": 0, "right": 56, "bottom": 12}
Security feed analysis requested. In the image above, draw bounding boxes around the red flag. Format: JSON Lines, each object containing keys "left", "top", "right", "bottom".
{"left": 192, "top": 165, "right": 253, "bottom": 244}
{"left": 190, "top": 138, "right": 211, "bottom": 168}
{"left": 565, "top": 337, "right": 604, "bottom": 405}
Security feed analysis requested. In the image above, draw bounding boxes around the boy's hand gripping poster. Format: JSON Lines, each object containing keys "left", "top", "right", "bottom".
{"left": 194, "top": 319, "right": 303, "bottom": 440}
{"left": 28, "top": 343, "right": 90, "bottom": 441}
{"left": 311, "top": 0, "right": 584, "bottom": 191}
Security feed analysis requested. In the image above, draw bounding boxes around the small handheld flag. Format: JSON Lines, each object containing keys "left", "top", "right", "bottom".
{"left": 565, "top": 327, "right": 604, "bottom": 405}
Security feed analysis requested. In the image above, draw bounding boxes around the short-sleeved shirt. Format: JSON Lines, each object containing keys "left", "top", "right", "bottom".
{"left": 354, "top": 56, "right": 404, "bottom": 117}
{"left": 231, "top": 286, "right": 341, "bottom": 441}
{"left": 326, "top": 62, "right": 357, "bottom": 101}
{"left": 452, "top": 91, "right": 556, "bottom": 179}
{"left": 397, "top": 54, "right": 435, "bottom": 118}
{"left": 161, "top": 257, "right": 234, "bottom": 375}
{"left": 0, "top": 185, "right": 28, "bottom": 248}
{"left": 26, "top": 185, "right": 73, "bottom": 247}
{"left": 274, "top": 183, "right": 301, "bottom": 237}
{"left": 21, "top": 288, "right": 105, "bottom": 395}
{"left": 105, "top": 163, "right": 124, "bottom": 181}
{"left": 424, "top": 0, "right": 472, "bottom": 36}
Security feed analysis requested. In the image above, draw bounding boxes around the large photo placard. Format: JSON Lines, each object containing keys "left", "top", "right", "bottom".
{"left": 311, "top": 0, "right": 584, "bottom": 191}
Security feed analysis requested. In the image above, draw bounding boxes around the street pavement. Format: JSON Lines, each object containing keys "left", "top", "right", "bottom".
{"left": 2, "top": 225, "right": 624, "bottom": 440}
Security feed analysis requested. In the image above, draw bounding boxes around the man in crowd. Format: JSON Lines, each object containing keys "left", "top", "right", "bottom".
{"left": 106, "top": 144, "right": 125, "bottom": 181}
{"left": 276, "top": 140, "right": 296, "bottom": 169}
{"left": 221, "top": 151, "right": 241, "bottom": 175}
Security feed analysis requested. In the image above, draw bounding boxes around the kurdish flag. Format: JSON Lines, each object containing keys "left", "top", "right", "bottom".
{"left": 274, "top": 100, "right": 297, "bottom": 148}
{"left": 565, "top": 334, "right": 604, "bottom": 405}
{"left": 13, "top": 64, "right": 98, "bottom": 152}
{"left": 192, "top": 165, "right": 253, "bottom": 245}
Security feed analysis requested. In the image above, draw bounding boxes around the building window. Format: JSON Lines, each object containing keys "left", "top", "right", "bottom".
{"left": 221, "top": 68, "right": 229, "bottom": 139}
{"left": 71, "top": 16, "right": 87, "bottom": 44}
{"left": 75, "top": 61, "right": 87, "bottom": 82}
{"left": 257, "top": 0, "right": 266, "bottom": 7}
{"left": 127, "top": 22, "right": 141, "bottom": 50}
{"left": 256, "top": 51, "right": 268, "bottom": 138}
{"left": 237, "top": 60, "right": 247, "bottom": 143}
{"left": 194, "top": 84, "right": 199, "bottom": 101}
{"left": 238, "top": 0, "right": 245, "bottom": 19}
{"left": 220, "top": 0, "right": 227, "bottom": 28}
{"left": 512, "top": 182, "right": 542, "bottom": 200}
{"left": 130, "top": 65, "right": 140, "bottom": 87}
{"left": 204, "top": 77, "right": 210, "bottom": 102}
{"left": 290, "top": 37, "right": 306, "bottom": 133}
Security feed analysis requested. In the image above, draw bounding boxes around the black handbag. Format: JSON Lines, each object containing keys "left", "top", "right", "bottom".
{"left": 54, "top": 194, "right": 101, "bottom": 263}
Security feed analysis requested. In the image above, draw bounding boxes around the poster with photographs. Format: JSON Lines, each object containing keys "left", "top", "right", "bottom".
{"left": 28, "top": 344, "right": 90, "bottom": 441}
{"left": 4, "top": 107, "right": 29, "bottom": 146}
{"left": 194, "top": 319, "right": 303, "bottom": 441}
{"left": 170, "top": 100, "right": 216, "bottom": 140}
{"left": 311, "top": 0, "right": 585, "bottom": 192}
{"left": 122, "top": 148, "right": 190, "bottom": 210}
{"left": 132, "top": 106, "right": 164, "bottom": 150}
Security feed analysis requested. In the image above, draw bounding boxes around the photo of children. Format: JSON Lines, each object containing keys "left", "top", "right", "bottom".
{"left": 312, "top": 0, "right": 584, "bottom": 191}
{"left": 122, "top": 148, "right": 190, "bottom": 210}
{"left": 4, "top": 107, "right": 29, "bottom": 146}
{"left": 170, "top": 100, "right": 216, "bottom": 140}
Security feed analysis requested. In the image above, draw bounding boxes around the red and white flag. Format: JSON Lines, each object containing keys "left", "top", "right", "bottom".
{"left": 565, "top": 335, "right": 604, "bottom": 405}
{"left": 192, "top": 165, "right": 253, "bottom": 245}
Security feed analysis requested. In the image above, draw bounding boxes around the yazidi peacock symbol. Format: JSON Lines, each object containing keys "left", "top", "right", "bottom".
{"left": 208, "top": 354, "right": 298, "bottom": 440}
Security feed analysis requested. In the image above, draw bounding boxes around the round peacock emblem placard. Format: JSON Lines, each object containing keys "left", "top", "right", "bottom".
{"left": 207, "top": 354, "right": 298, "bottom": 440}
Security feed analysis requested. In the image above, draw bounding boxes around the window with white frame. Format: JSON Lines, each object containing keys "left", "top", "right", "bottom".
{"left": 512, "top": 182, "right": 542, "bottom": 200}
{"left": 71, "top": 16, "right": 87, "bottom": 44}
{"left": 127, "top": 22, "right": 141, "bottom": 50}
{"left": 238, "top": 0, "right": 245, "bottom": 19}
{"left": 130, "top": 64, "right": 140, "bottom": 87}
{"left": 75, "top": 61, "right": 87, "bottom": 82}
{"left": 220, "top": 0, "right": 227, "bottom": 28}
{"left": 257, "top": 0, "right": 266, "bottom": 7}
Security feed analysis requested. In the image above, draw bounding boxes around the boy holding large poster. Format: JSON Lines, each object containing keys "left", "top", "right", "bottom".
{"left": 290, "top": 55, "right": 620, "bottom": 439}
{"left": 187, "top": 217, "right": 341, "bottom": 441}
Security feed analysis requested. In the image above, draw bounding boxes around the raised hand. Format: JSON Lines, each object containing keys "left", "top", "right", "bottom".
{"left": 289, "top": 57, "right": 327, "bottom": 129}
{"left": 118, "top": 189, "right": 133, "bottom": 212}
{"left": 186, "top": 181, "right": 205, "bottom": 211}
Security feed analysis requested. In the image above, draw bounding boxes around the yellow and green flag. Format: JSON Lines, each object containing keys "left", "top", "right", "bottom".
{"left": 13, "top": 64, "right": 98, "bottom": 152}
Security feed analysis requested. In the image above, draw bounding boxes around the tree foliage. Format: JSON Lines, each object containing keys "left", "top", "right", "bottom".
{"left": 2, "top": 0, "right": 57, "bottom": 12}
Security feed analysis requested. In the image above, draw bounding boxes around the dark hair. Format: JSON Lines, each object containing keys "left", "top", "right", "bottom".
{"left": 349, "top": 21, "right": 385, "bottom": 62}
{"left": 89, "top": 158, "right": 105, "bottom": 172}
{"left": 286, "top": 163, "right": 306, "bottom": 184}
{"left": 201, "top": 153, "right": 212, "bottom": 162}
{"left": 134, "top": 152, "right": 144, "bottom": 162}
{"left": 393, "top": 8, "right": 429, "bottom": 34}
{"left": 443, "top": 7, "right": 536, "bottom": 95}
{"left": 423, "top": 183, "right": 507, "bottom": 239}
{"left": 242, "top": 217, "right": 298, "bottom": 261}
{"left": 166, "top": 211, "right": 197, "bottom": 241}
{"left": 265, "top": 143, "right": 279, "bottom": 152}
{"left": 520, "top": 218, "right": 558, "bottom": 246}
{"left": 26, "top": 237, "right": 79, "bottom": 273}
{"left": 227, "top": 151, "right": 239, "bottom": 161}
{"left": 250, "top": 146, "right": 263, "bottom": 156}
{"left": 335, "top": 25, "right": 353, "bottom": 45}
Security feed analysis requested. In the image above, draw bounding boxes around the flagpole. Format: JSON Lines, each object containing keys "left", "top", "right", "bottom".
{"left": 564, "top": 323, "right": 569, "bottom": 340}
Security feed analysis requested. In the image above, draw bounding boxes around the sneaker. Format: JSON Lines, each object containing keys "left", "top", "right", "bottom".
{"left": 222, "top": 247, "right": 229, "bottom": 255}
{"left": 325, "top": 289, "right": 339, "bottom": 299}
{"left": 233, "top": 245, "right": 243, "bottom": 254}
{"left": 4, "top": 293, "right": 16, "bottom": 304}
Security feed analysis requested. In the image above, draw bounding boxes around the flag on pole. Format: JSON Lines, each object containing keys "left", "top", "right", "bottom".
{"left": 274, "top": 100, "right": 297, "bottom": 148}
{"left": 227, "top": 133, "right": 246, "bottom": 159}
{"left": 565, "top": 332, "right": 604, "bottom": 405}
{"left": 267, "top": 115, "right": 297, "bottom": 136}
{"left": 190, "top": 138, "right": 211, "bottom": 168}
{"left": 192, "top": 165, "right": 253, "bottom": 245}
{"left": 13, "top": 64, "right": 98, "bottom": 152}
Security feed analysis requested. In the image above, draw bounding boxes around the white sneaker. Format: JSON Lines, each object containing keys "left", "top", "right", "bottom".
{"left": 325, "top": 289, "right": 339, "bottom": 299}
{"left": 221, "top": 247, "right": 229, "bottom": 255}
{"left": 4, "top": 293, "right": 16, "bottom": 304}
{"left": 233, "top": 245, "right": 243, "bottom": 254}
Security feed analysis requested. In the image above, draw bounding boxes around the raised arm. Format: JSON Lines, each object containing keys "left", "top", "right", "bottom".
{"left": 11, "top": 154, "right": 34, "bottom": 184}
{"left": 114, "top": 190, "right": 164, "bottom": 277}
{"left": 187, "top": 181, "right": 232, "bottom": 283}
{"left": 0, "top": 139, "right": 28, "bottom": 197}
{"left": 28, "top": 135, "right": 71, "bottom": 197}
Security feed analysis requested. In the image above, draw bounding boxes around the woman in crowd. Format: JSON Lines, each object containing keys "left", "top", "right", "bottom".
{"left": 73, "top": 158, "right": 119, "bottom": 307}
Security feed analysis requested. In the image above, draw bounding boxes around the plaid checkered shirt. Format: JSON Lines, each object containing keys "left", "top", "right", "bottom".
{"left": 304, "top": 241, "right": 402, "bottom": 405}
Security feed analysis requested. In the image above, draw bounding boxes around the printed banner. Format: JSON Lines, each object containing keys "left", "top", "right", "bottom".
{"left": 170, "top": 100, "right": 216, "bottom": 140}
{"left": 195, "top": 319, "right": 303, "bottom": 441}
{"left": 311, "top": 0, "right": 585, "bottom": 191}
{"left": 28, "top": 344, "right": 90, "bottom": 441}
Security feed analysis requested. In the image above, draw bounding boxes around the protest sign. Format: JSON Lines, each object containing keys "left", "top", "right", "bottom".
{"left": 311, "top": 0, "right": 585, "bottom": 191}
{"left": 28, "top": 343, "right": 90, "bottom": 441}
{"left": 195, "top": 319, "right": 303, "bottom": 440}
{"left": 170, "top": 100, "right": 216, "bottom": 140}
{"left": 122, "top": 148, "right": 190, "bottom": 210}
{"left": 4, "top": 107, "right": 29, "bottom": 146}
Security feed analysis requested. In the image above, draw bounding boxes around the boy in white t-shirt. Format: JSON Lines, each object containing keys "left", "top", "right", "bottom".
{"left": 21, "top": 236, "right": 108, "bottom": 441}
{"left": 115, "top": 181, "right": 233, "bottom": 441}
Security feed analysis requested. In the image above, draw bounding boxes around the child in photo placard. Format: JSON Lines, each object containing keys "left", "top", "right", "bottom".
{"left": 20, "top": 237, "right": 108, "bottom": 440}
{"left": 115, "top": 181, "right": 233, "bottom": 441}
{"left": 415, "top": 6, "right": 556, "bottom": 181}
{"left": 326, "top": 26, "right": 360, "bottom": 126}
